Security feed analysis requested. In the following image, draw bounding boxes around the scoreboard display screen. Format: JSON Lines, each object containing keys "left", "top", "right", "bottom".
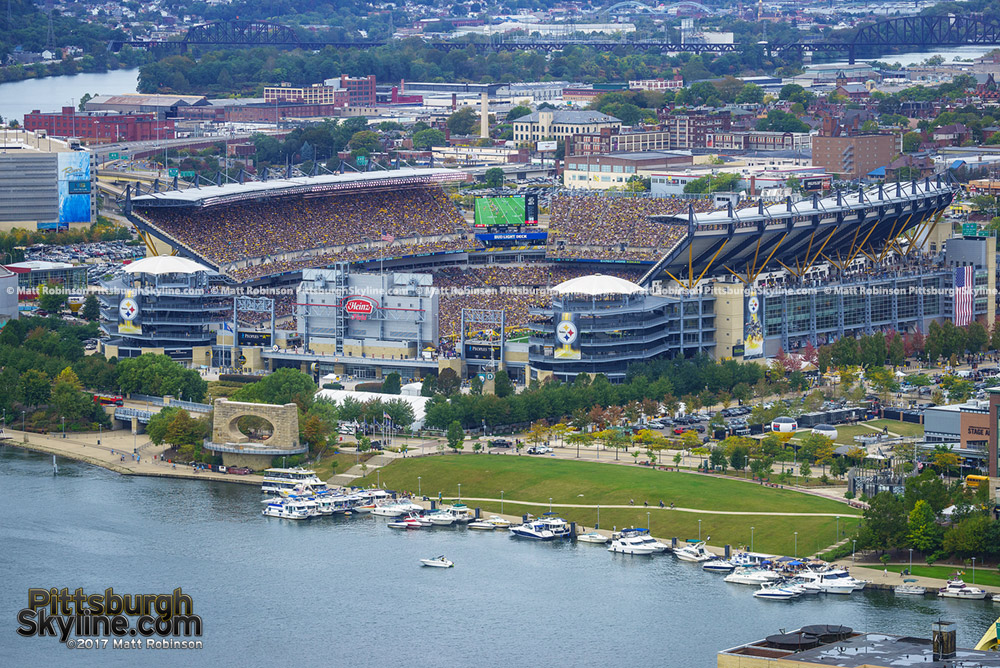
{"left": 473, "top": 196, "right": 539, "bottom": 228}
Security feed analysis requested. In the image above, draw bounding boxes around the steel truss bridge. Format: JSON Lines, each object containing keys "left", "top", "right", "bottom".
{"left": 109, "top": 15, "right": 1000, "bottom": 63}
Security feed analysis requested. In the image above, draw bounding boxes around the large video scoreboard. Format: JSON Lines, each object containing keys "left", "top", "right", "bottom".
{"left": 473, "top": 194, "right": 539, "bottom": 229}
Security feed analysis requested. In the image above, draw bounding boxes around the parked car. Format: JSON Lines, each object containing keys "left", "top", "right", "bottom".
{"left": 227, "top": 466, "right": 251, "bottom": 475}
{"left": 490, "top": 439, "right": 512, "bottom": 448}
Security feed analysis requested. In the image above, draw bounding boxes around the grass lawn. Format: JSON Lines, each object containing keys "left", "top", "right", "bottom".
{"left": 205, "top": 381, "right": 245, "bottom": 403}
{"left": 864, "top": 419, "right": 924, "bottom": 438}
{"left": 357, "top": 455, "right": 856, "bottom": 514}
{"left": 859, "top": 564, "right": 1000, "bottom": 588}
{"left": 309, "top": 451, "right": 374, "bottom": 481}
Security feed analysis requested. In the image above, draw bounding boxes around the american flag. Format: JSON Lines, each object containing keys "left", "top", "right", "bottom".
{"left": 954, "top": 265, "right": 974, "bottom": 327}
{"left": 381, "top": 233, "right": 394, "bottom": 243}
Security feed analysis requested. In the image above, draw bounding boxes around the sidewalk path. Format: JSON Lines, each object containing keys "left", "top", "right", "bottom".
{"left": 447, "top": 496, "right": 859, "bottom": 518}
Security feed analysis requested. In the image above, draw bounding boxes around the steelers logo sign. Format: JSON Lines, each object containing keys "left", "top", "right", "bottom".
{"left": 748, "top": 295, "right": 759, "bottom": 314}
{"left": 119, "top": 298, "right": 139, "bottom": 321}
{"left": 556, "top": 320, "right": 578, "bottom": 345}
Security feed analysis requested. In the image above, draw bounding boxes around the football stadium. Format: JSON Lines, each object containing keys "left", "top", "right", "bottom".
{"left": 109, "top": 167, "right": 983, "bottom": 385}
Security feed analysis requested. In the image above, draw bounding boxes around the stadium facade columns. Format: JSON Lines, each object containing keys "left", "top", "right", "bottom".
{"left": 712, "top": 282, "right": 746, "bottom": 360}
{"left": 438, "top": 357, "right": 465, "bottom": 379}
{"left": 191, "top": 346, "right": 213, "bottom": 368}
{"left": 240, "top": 347, "right": 265, "bottom": 372}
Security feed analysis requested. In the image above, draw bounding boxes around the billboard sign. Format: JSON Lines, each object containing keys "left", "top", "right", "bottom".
{"left": 525, "top": 193, "right": 539, "bottom": 225}
{"left": 238, "top": 332, "right": 272, "bottom": 347}
{"left": 554, "top": 313, "right": 581, "bottom": 360}
{"left": 118, "top": 294, "right": 142, "bottom": 335}
{"left": 536, "top": 140, "right": 557, "bottom": 152}
{"left": 57, "top": 152, "right": 91, "bottom": 224}
{"left": 465, "top": 344, "right": 502, "bottom": 360}
{"left": 743, "top": 289, "right": 763, "bottom": 358}
{"left": 343, "top": 296, "right": 378, "bottom": 320}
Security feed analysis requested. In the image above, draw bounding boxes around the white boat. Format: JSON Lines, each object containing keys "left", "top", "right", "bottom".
{"left": 608, "top": 536, "right": 656, "bottom": 555}
{"left": 405, "top": 513, "right": 433, "bottom": 527}
{"left": 753, "top": 583, "right": 799, "bottom": 600}
{"left": 620, "top": 528, "right": 668, "bottom": 553}
{"left": 780, "top": 579, "right": 819, "bottom": 596}
{"left": 675, "top": 541, "right": 715, "bottom": 562}
{"left": 420, "top": 555, "right": 454, "bottom": 568}
{"left": 800, "top": 574, "right": 856, "bottom": 595}
{"left": 445, "top": 503, "right": 475, "bottom": 523}
{"left": 426, "top": 510, "right": 458, "bottom": 526}
{"left": 577, "top": 532, "right": 609, "bottom": 544}
{"left": 372, "top": 503, "right": 407, "bottom": 517}
{"left": 938, "top": 579, "right": 987, "bottom": 600}
{"left": 510, "top": 515, "right": 572, "bottom": 540}
{"left": 261, "top": 468, "right": 328, "bottom": 495}
{"left": 703, "top": 560, "right": 736, "bottom": 573}
{"left": 467, "top": 521, "right": 495, "bottom": 530}
{"left": 261, "top": 498, "right": 313, "bottom": 520}
{"left": 798, "top": 568, "right": 867, "bottom": 592}
{"left": 485, "top": 515, "right": 512, "bottom": 528}
{"left": 896, "top": 579, "right": 927, "bottom": 596}
{"left": 724, "top": 568, "right": 782, "bottom": 586}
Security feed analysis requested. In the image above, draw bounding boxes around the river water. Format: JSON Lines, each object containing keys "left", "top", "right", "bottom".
{"left": 0, "top": 448, "right": 995, "bottom": 668}
{"left": 0, "top": 68, "right": 140, "bottom": 126}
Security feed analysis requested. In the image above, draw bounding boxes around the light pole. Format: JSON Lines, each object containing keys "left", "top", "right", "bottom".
{"left": 458, "top": 483, "right": 461, "bottom": 502}
{"left": 698, "top": 519, "right": 702, "bottom": 541}
{"left": 852, "top": 539, "right": 856, "bottom": 563}
{"left": 972, "top": 557, "right": 976, "bottom": 584}
{"left": 417, "top": 476, "right": 421, "bottom": 496}
{"left": 751, "top": 526, "right": 755, "bottom": 553}
{"left": 647, "top": 511, "right": 650, "bottom": 530}
{"left": 98, "top": 422, "right": 102, "bottom": 446}
{"left": 908, "top": 548, "right": 913, "bottom": 575}
{"left": 61, "top": 416, "right": 65, "bottom": 439}
{"left": 794, "top": 531, "right": 798, "bottom": 558}
{"left": 549, "top": 497, "right": 552, "bottom": 513}
{"left": 597, "top": 504, "right": 600, "bottom": 529}
{"left": 376, "top": 469, "right": 380, "bottom": 488}
{"left": 501, "top": 490, "right": 504, "bottom": 514}
{"left": 836, "top": 516, "right": 840, "bottom": 540}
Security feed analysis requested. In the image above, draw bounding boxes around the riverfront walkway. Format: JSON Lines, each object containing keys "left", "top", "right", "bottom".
{"left": 0, "top": 428, "right": 257, "bottom": 485}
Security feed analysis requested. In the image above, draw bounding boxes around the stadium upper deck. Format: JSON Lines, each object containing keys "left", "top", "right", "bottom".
{"left": 640, "top": 177, "right": 956, "bottom": 287}
{"left": 127, "top": 168, "right": 466, "bottom": 209}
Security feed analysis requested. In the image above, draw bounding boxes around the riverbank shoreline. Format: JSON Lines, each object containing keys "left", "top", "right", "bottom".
{"left": 0, "top": 429, "right": 257, "bottom": 486}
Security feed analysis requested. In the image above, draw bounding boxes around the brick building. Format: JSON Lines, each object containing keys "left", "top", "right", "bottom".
{"left": 706, "top": 130, "right": 811, "bottom": 151}
{"left": 23, "top": 107, "right": 175, "bottom": 143}
{"left": 657, "top": 110, "right": 732, "bottom": 149}
{"left": 263, "top": 75, "right": 376, "bottom": 108}
{"left": 810, "top": 117, "right": 897, "bottom": 179}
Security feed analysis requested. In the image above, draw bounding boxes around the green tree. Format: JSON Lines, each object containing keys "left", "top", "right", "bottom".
{"left": 436, "top": 368, "right": 460, "bottom": 396}
{"left": 381, "top": 372, "right": 402, "bottom": 395}
{"left": 19, "top": 369, "right": 50, "bottom": 408}
{"left": 147, "top": 406, "right": 181, "bottom": 445}
{"left": 163, "top": 409, "right": 208, "bottom": 461}
{"left": 506, "top": 105, "right": 532, "bottom": 121}
{"left": 484, "top": 167, "right": 505, "bottom": 189}
{"left": 735, "top": 83, "right": 764, "bottom": 104}
{"left": 230, "top": 368, "right": 315, "bottom": 408}
{"left": 942, "top": 514, "right": 992, "bottom": 559}
{"left": 493, "top": 369, "right": 514, "bottom": 398}
{"left": 412, "top": 128, "right": 446, "bottom": 150}
{"left": 117, "top": 354, "right": 208, "bottom": 402}
{"left": 420, "top": 375, "right": 437, "bottom": 397}
{"left": 902, "top": 132, "right": 922, "bottom": 153}
{"left": 888, "top": 333, "right": 905, "bottom": 367}
{"left": 348, "top": 130, "right": 381, "bottom": 156}
{"left": 857, "top": 491, "right": 907, "bottom": 553}
{"left": 37, "top": 282, "right": 67, "bottom": 314}
{"left": 906, "top": 499, "right": 941, "bottom": 554}
{"left": 81, "top": 293, "right": 100, "bottom": 321}
{"left": 50, "top": 366, "right": 91, "bottom": 421}
{"left": 446, "top": 420, "right": 465, "bottom": 453}
{"left": 447, "top": 107, "right": 479, "bottom": 136}
{"left": 301, "top": 413, "right": 331, "bottom": 453}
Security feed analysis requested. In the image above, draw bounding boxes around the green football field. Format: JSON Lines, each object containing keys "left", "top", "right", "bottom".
{"left": 474, "top": 196, "right": 525, "bottom": 227}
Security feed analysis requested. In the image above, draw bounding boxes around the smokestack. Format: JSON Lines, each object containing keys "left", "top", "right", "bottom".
{"left": 481, "top": 92, "right": 489, "bottom": 140}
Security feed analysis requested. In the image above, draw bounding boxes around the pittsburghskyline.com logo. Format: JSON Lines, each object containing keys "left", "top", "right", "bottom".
{"left": 16, "top": 587, "right": 203, "bottom": 650}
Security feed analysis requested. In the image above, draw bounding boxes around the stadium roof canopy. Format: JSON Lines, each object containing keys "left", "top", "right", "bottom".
{"left": 553, "top": 274, "right": 646, "bottom": 296}
{"left": 129, "top": 168, "right": 467, "bottom": 209}
{"left": 124, "top": 256, "right": 213, "bottom": 275}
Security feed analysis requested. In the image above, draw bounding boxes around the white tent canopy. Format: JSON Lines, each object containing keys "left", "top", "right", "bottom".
{"left": 123, "top": 256, "right": 212, "bottom": 275}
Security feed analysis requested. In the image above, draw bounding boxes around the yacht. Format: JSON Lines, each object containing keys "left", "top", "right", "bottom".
{"left": 485, "top": 515, "right": 512, "bottom": 528}
{"left": 577, "top": 532, "right": 609, "bottom": 544}
{"left": 445, "top": 503, "right": 475, "bottom": 523}
{"left": 509, "top": 515, "right": 572, "bottom": 540}
{"left": 261, "top": 468, "right": 328, "bottom": 495}
{"left": 799, "top": 568, "right": 867, "bottom": 592}
{"left": 724, "top": 568, "right": 782, "bottom": 586}
{"left": 620, "top": 528, "right": 668, "bottom": 553}
{"left": 703, "top": 560, "right": 736, "bottom": 573}
{"left": 608, "top": 535, "right": 656, "bottom": 555}
{"left": 467, "top": 520, "right": 495, "bottom": 530}
{"left": 261, "top": 498, "right": 313, "bottom": 520}
{"left": 674, "top": 541, "right": 715, "bottom": 562}
{"left": 426, "top": 510, "right": 458, "bottom": 526}
{"left": 753, "top": 583, "right": 800, "bottom": 601}
{"left": 938, "top": 579, "right": 988, "bottom": 600}
{"left": 371, "top": 503, "right": 408, "bottom": 517}
{"left": 895, "top": 580, "right": 927, "bottom": 596}
{"left": 799, "top": 573, "right": 856, "bottom": 595}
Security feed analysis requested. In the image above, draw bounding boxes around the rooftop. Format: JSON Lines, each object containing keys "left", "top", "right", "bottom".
{"left": 123, "top": 256, "right": 213, "bottom": 275}
{"left": 88, "top": 94, "right": 209, "bottom": 107}
{"left": 515, "top": 110, "right": 621, "bottom": 124}
{"left": 552, "top": 274, "right": 645, "bottom": 296}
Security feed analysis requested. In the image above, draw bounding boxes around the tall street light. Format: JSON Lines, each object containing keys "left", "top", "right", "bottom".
{"left": 417, "top": 476, "right": 421, "bottom": 496}
{"left": 698, "top": 519, "right": 702, "bottom": 541}
{"left": 458, "top": 483, "right": 461, "bottom": 502}
{"left": 501, "top": 490, "right": 504, "bottom": 514}
{"left": 794, "top": 531, "right": 798, "bottom": 558}
{"left": 751, "top": 526, "right": 755, "bottom": 553}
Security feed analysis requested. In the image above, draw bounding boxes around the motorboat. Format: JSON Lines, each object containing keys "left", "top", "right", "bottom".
{"left": 800, "top": 574, "right": 856, "bottom": 595}
{"left": 753, "top": 583, "right": 799, "bottom": 601}
{"left": 896, "top": 579, "right": 927, "bottom": 596}
{"left": 261, "top": 467, "right": 328, "bottom": 496}
{"left": 467, "top": 520, "right": 495, "bottom": 530}
{"left": 577, "top": 532, "right": 609, "bottom": 544}
{"left": 620, "top": 528, "right": 668, "bottom": 553}
{"left": 510, "top": 515, "right": 572, "bottom": 540}
{"left": 798, "top": 568, "right": 867, "bottom": 592}
{"left": 938, "top": 579, "right": 987, "bottom": 600}
{"left": 674, "top": 541, "right": 715, "bottom": 562}
{"left": 724, "top": 568, "right": 782, "bottom": 586}
{"left": 261, "top": 498, "right": 313, "bottom": 520}
{"left": 426, "top": 510, "right": 458, "bottom": 526}
{"left": 485, "top": 515, "right": 511, "bottom": 528}
{"left": 731, "top": 552, "right": 768, "bottom": 567}
{"left": 608, "top": 536, "right": 656, "bottom": 555}
{"left": 445, "top": 503, "right": 475, "bottom": 523}
{"left": 780, "top": 579, "right": 819, "bottom": 596}
{"left": 371, "top": 503, "right": 407, "bottom": 517}
{"left": 703, "top": 560, "right": 736, "bottom": 573}
{"left": 420, "top": 556, "right": 454, "bottom": 568}
{"left": 405, "top": 513, "right": 432, "bottom": 527}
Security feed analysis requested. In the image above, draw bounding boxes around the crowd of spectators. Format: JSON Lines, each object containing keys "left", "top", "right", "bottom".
{"left": 137, "top": 187, "right": 471, "bottom": 280}
{"left": 434, "top": 264, "right": 644, "bottom": 336}
{"left": 545, "top": 194, "right": 714, "bottom": 262}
